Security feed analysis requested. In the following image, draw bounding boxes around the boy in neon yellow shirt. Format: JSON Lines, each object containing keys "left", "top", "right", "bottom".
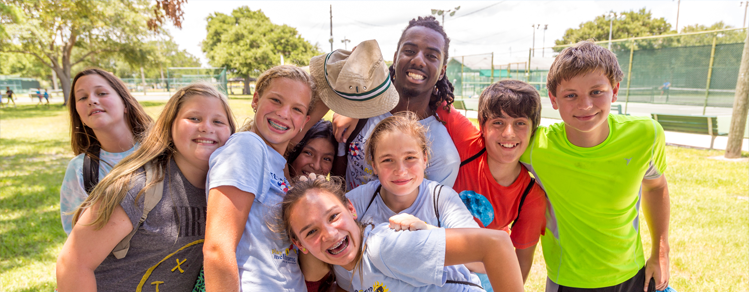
{"left": 520, "top": 41, "right": 671, "bottom": 292}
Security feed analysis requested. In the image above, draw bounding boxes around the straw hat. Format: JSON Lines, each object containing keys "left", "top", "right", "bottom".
{"left": 310, "top": 40, "right": 399, "bottom": 119}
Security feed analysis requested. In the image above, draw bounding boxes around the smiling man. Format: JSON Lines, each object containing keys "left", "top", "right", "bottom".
{"left": 336, "top": 16, "right": 461, "bottom": 191}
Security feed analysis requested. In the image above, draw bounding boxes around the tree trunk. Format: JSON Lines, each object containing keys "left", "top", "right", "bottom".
{"left": 140, "top": 67, "right": 147, "bottom": 95}
{"left": 56, "top": 65, "right": 72, "bottom": 106}
{"left": 244, "top": 73, "right": 251, "bottom": 95}
{"left": 52, "top": 68, "right": 58, "bottom": 90}
{"left": 725, "top": 32, "right": 749, "bottom": 158}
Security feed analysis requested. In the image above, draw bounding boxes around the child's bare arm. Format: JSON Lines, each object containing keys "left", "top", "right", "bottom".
{"left": 641, "top": 174, "right": 670, "bottom": 292}
{"left": 445, "top": 228, "right": 524, "bottom": 292}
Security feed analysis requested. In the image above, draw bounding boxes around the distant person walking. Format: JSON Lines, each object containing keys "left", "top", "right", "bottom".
{"left": 5, "top": 87, "right": 16, "bottom": 107}
{"left": 36, "top": 89, "right": 43, "bottom": 105}
{"left": 659, "top": 81, "right": 670, "bottom": 96}
{"left": 43, "top": 89, "right": 50, "bottom": 105}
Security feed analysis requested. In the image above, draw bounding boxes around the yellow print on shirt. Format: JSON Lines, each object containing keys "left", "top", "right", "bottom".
{"left": 356, "top": 281, "right": 389, "bottom": 292}
{"left": 271, "top": 246, "right": 299, "bottom": 264}
{"left": 136, "top": 239, "right": 203, "bottom": 292}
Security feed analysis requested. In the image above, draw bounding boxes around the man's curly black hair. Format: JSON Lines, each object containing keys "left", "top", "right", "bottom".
{"left": 389, "top": 15, "right": 455, "bottom": 119}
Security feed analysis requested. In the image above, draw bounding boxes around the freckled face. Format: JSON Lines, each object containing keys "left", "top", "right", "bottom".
{"left": 251, "top": 78, "right": 312, "bottom": 154}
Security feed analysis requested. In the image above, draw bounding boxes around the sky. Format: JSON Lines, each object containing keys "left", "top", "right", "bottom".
{"left": 166, "top": 1, "right": 748, "bottom": 67}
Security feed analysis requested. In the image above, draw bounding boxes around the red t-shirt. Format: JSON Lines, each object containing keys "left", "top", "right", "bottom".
{"left": 437, "top": 105, "right": 546, "bottom": 249}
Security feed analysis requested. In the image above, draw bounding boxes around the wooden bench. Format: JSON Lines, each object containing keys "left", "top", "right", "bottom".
{"left": 651, "top": 113, "right": 726, "bottom": 149}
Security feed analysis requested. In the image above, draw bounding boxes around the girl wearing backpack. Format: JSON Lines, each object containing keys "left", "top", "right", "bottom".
{"left": 274, "top": 174, "right": 524, "bottom": 292}
{"left": 56, "top": 83, "right": 236, "bottom": 291}
{"left": 202, "top": 65, "right": 315, "bottom": 291}
{"left": 322, "top": 112, "right": 482, "bottom": 291}
{"left": 59, "top": 68, "right": 153, "bottom": 235}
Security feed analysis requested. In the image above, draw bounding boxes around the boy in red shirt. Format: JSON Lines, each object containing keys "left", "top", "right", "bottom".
{"left": 437, "top": 80, "right": 546, "bottom": 289}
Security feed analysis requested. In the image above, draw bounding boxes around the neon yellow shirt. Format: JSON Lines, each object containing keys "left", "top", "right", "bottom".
{"left": 520, "top": 114, "right": 666, "bottom": 288}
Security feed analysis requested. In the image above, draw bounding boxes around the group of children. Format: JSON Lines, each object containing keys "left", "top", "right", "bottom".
{"left": 54, "top": 15, "right": 671, "bottom": 292}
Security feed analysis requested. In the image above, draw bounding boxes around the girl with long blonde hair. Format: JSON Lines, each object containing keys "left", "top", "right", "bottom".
{"left": 56, "top": 83, "right": 235, "bottom": 291}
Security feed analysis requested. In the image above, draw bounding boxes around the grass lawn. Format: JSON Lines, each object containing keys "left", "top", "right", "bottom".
{"left": 1, "top": 99, "right": 747, "bottom": 291}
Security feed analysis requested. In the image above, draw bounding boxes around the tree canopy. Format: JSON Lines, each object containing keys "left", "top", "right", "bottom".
{"left": 555, "top": 8, "right": 674, "bottom": 49}
{"left": 1, "top": 0, "right": 186, "bottom": 104}
{"left": 202, "top": 6, "right": 322, "bottom": 93}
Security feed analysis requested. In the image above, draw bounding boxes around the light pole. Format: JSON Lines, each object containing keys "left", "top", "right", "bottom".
{"left": 531, "top": 24, "right": 539, "bottom": 57}
{"left": 542, "top": 24, "right": 548, "bottom": 57}
{"left": 606, "top": 12, "right": 626, "bottom": 50}
{"left": 341, "top": 37, "right": 351, "bottom": 50}
{"left": 741, "top": 1, "right": 749, "bottom": 28}
{"left": 431, "top": 6, "right": 460, "bottom": 29}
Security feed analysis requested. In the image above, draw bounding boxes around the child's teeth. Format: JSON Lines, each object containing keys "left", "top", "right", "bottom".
{"left": 269, "top": 120, "right": 289, "bottom": 130}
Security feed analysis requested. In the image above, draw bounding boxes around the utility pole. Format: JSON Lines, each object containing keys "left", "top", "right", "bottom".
{"left": 742, "top": 2, "right": 749, "bottom": 27}
{"left": 531, "top": 24, "right": 539, "bottom": 57}
{"left": 329, "top": 5, "right": 333, "bottom": 52}
{"left": 725, "top": 30, "right": 749, "bottom": 158}
{"left": 607, "top": 13, "right": 625, "bottom": 50}
{"left": 542, "top": 24, "right": 548, "bottom": 57}
{"left": 675, "top": 0, "right": 681, "bottom": 33}
{"left": 341, "top": 37, "right": 351, "bottom": 50}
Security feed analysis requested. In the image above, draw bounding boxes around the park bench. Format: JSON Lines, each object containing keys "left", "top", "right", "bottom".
{"left": 612, "top": 104, "right": 622, "bottom": 115}
{"left": 651, "top": 113, "right": 726, "bottom": 149}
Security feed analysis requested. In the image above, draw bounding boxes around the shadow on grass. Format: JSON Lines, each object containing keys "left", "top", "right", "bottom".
{"left": 0, "top": 138, "right": 70, "bottom": 275}
{"left": 0, "top": 105, "right": 67, "bottom": 120}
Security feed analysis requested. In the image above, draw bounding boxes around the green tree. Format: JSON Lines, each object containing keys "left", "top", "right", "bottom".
{"left": 1, "top": 0, "right": 186, "bottom": 105}
{"left": 0, "top": 53, "right": 51, "bottom": 82}
{"left": 554, "top": 8, "right": 674, "bottom": 51}
{"left": 202, "top": 6, "right": 322, "bottom": 94}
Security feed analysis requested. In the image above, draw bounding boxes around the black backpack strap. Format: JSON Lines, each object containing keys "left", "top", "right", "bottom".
{"left": 446, "top": 279, "right": 484, "bottom": 289}
{"left": 511, "top": 178, "right": 535, "bottom": 229}
{"left": 362, "top": 185, "right": 381, "bottom": 219}
{"left": 82, "top": 144, "right": 101, "bottom": 194}
{"left": 432, "top": 184, "right": 444, "bottom": 228}
{"left": 460, "top": 148, "right": 485, "bottom": 167}
{"left": 348, "top": 118, "right": 369, "bottom": 145}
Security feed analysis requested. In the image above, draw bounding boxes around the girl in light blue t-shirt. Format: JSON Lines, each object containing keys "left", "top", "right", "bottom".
{"left": 274, "top": 175, "right": 524, "bottom": 292}
{"left": 60, "top": 68, "right": 153, "bottom": 235}
{"left": 203, "top": 65, "right": 317, "bottom": 291}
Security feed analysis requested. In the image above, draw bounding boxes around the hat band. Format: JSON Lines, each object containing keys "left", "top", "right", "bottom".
{"left": 324, "top": 52, "right": 392, "bottom": 101}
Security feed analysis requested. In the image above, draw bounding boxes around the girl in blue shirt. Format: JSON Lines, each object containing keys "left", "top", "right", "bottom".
{"left": 203, "top": 65, "right": 316, "bottom": 291}
{"left": 274, "top": 175, "right": 524, "bottom": 292}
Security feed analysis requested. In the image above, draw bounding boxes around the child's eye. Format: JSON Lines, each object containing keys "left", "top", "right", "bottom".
{"left": 406, "top": 156, "right": 418, "bottom": 160}
{"left": 330, "top": 213, "right": 339, "bottom": 222}
{"left": 213, "top": 119, "right": 225, "bottom": 125}
{"left": 271, "top": 97, "right": 281, "bottom": 103}
{"left": 305, "top": 229, "right": 317, "bottom": 238}
{"left": 303, "top": 150, "right": 312, "bottom": 156}
{"left": 97, "top": 92, "right": 107, "bottom": 96}
{"left": 565, "top": 93, "right": 576, "bottom": 98}
{"left": 189, "top": 117, "right": 200, "bottom": 122}
{"left": 591, "top": 90, "right": 603, "bottom": 95}
{"left": 380, "top": 158, "right": 392, "bottom": 163}
{"left": 493, "top": 121, "right": 503, "bottom": 125}
{"left": 323, "top": 156, "right": 333, "bottom": 162}
{"left": 293, "top": 107, "right": 304, "bottom": 114}
{"left": 77, "top": 95, "right": 87, "bottom": 101}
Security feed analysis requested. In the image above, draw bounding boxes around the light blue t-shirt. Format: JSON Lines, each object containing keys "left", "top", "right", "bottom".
{"left": 59, "top": 143, "right": 139, "bottom": 234}
{"left": 340, "top": 112, "right": 460, "bottom": 191}
{"left": 207, "top": 132, "right": 304, "bottom": 292}
{"left": 336, "top": 179, "right": 480, "bottom": 291}
{"left": 341, "top": 224, "right": 482, "bottom": 292}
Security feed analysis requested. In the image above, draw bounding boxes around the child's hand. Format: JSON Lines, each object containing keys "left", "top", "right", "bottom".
{"left": 388, "top": 214, "right": 435, "bottom": 231}
{"left": 332, "top": 113, "right": 360, "bottom": 144}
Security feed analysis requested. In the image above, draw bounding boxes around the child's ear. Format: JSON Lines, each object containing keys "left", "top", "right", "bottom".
{"left": 251, "top": 91, "right": 260, "bottom": 111}
{"left": 291, "top": 238, "right": 308, "bottom": 254}
{"left": 346, "top": 199, "right": 356, "bottom": 215}
{"left": 548, "top": 90, "right": 559, "bottom": 110}
{"left": 611, "top": 82, "right": 620, "bottom": 103}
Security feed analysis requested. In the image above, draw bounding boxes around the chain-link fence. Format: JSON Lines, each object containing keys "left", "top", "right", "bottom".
{"left": 120, "top": 67, "right": 228, "bottom": 97}
{"left": 447, "top": 28, "right": 747, "bottom": 111}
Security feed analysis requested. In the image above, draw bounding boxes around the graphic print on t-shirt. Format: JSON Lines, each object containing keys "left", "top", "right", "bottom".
{"left": 270, "top": 172, "right": 289, "bottom": 193}
{"left": 271, "top": 244, "right": 299, "bottom": 265}
{"left": 172, "top": 206, "right": 207, "bottom": 237}
{"left": 356, "top": 281, "right": 389, "bottom": 292}
{"left": 458, "top": 190, "right": 494, "bottom": 227}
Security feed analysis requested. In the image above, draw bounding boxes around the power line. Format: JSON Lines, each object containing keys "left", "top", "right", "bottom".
{"left": 452, "top": 2, "right": 504, "bottom": 19}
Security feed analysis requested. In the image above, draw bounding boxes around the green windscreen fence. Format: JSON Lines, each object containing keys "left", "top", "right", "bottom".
{"left": 122, "top": 67, "right": 228, "bottom": 97}
{"left": 446, "top": 28, "right": 746, "bottom": 108}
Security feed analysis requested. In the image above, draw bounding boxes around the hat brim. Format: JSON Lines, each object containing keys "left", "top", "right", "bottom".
{"left": 310, "top": 53, "right": 399, "bottom": 119}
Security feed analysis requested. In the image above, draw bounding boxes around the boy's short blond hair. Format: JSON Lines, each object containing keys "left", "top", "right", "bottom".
{"left": 547, "top": 41, "right": 624, "bottom": 97}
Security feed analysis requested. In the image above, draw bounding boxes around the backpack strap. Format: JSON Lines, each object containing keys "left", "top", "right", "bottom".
{"left": 432, "top": 184, "right": 444, "bottom": 228}
{"left": 332, "top": 118, "right": 369, "bottom": 178}
{"left": 112, "top": 162, "right": 165, "bottom": 259}
{"left": 361, "top": 184, "right": 382, "bottom": 219}
{"left": 82, "top": 144, "right": 101, "bottom": 194}
{"left": 460, "top": 148, "right": 486, "bottom": 167}
{"left": 511, "top": 178, "right": 535, "bottom": 230}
